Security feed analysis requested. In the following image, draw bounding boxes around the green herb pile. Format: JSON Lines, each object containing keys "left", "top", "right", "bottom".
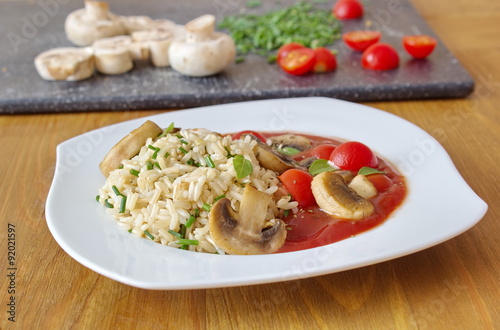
{"left": 218, "top": 1, "right": 342, "bottom": 59}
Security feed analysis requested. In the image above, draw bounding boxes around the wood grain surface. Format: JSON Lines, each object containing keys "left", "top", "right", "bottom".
{"left": 1, "top": 0, "right": 499, "bottom": 328}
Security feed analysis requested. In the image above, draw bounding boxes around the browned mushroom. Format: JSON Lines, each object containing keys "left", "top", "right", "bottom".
{"left": 244, "top": 134, "right": 300, "bottom": 174}
{"left": 209, "top": 185, "right": 287, "bottom": 255}
{"left": 99, "top": 120, "right": 162, "bottom": 177}
{"left": 270, "top": 134, "right": 312, "bottom": 151}
{"left": 311, "top": 171, "right": 374, "bottom": 220}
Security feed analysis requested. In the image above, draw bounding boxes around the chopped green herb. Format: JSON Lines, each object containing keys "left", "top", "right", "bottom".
{"left": 180, "top": 224, "right": 187, "bottom": 238}
{"left": 118, "top": 164, "right": 124, "bottom": 169}
{"left": 146, "top": 160, "right": 154, "bottom": 170}
{"left": 225, "top": 146, "right": 234, "bottom": 158}
{"left": 205, "top": 155, "right": 215, "bottom": 168}
{"left": 194, "top": 208, "right": 200, "bottom": 217}
{"left": 284, "top": 209, "right": 290, "bottom": 217}
{"left": 104, "top": 199, "right": 114, "bottom": 209}
{"left": 214, "top": 194, "right": 226, "bottom": 202}
{"left": 176, "top": 134, "right": 183, "bottom": 139}
{"left": 144, "top": 230, "right": 154, "bottom": 240}
{"left": 179, "top": 147, "right": 188, "bottom": 154}
{"left": 202, "top": 203, "right": 211, "bottom": 212}
{"left": 112, "top": 185, "right": 125, "bottom": 197}
{"left": 358, "top": 167, "right": 385, "bottom": 176}
{"left": 130, "top": 169, "right": 140, "bottom": 177}
{"left": 158, "top": 122, "right": 175, "bottom": 138}
{"left": 148, "top": 145, "right": 160, "bottom": 159}
{"left": 95, "top": 195, "right": 100, "bottom": 202}
{"left": 153, "top": 162, "right": 161, "bottom": 170}
{"left": 119, "top": 196, "right": 127, "bottom": 213}
{"left": 218, "top": 2, "right": 342, "bottom": 58}
{"left": 186, "top": 158, "right": 195, "bottom": 166}
{"left": 177, "top": 238, "right": 199, "bottom": 246}
{"left": 278, "top": 146, "right": 301, "bottom": 156}
{"left": 168, "top": 229, "right": 183, "bottom": 238}
{"left": 309, "top": 159, "right": 336, "bottom": 176}
{"left": 180, "top": 245, "right": 188, "bottom": 250}
{"left": 185, "top": 215, "right": 196, "bottom": 228}
{"left": 128, "top": 229, "right": 132, "bottom": 233}
{"left": 233, "top": 154, "right": 253, "bottom": 179}
{"left": 164, "top": 152, "right": 170, "bottom": 158}
{"left": 180, "top": 139, "right": 188, "bottom": 145}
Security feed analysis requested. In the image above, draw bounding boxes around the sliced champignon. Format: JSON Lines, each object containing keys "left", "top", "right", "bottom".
{"left": 168, "top": 14, "right": 236, "bottom": 77}
{"left": 99, "top": 120, "right": 163, "bottom": 177}
{"left": 348, "top": 174, "right": 378, "bottom": 199}
{"left": 34, "top": 47, "right": 95, "bottom": 81}
{"left": 244, "top": 134, "right": 300, "bottom": 174}
{"left": 311, "top": 171, "right": 374, "bottom": 220}
{"left": 270, "top": 134, "right": 312, "bottom": 151}
{"left": 119, "top": 15, "right": 155, "bottom": 34}
{"left": 92, "top": 35, "right": 149, "bottom": 61}
{"left": 65, "top": 1, "right": 127, "bottom": 47}
{"left": 209, "top": 185, "right": 287, "bottom": 255}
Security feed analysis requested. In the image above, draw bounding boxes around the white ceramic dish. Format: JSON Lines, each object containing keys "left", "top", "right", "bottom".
{"left": 45, "top": 97, "right": 487, "bottom": 290}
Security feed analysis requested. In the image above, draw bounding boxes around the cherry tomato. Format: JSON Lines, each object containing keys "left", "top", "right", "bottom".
{"left": 361, "top": 43, "right": 399, "bottom": 70}
{"left": 366, "top": 173, "right": 393, "bottom": 192}
{"left": 333, "top": 0, "right": 364, "bottom": 19}
{"left": 279, "top": 48, "right": 316, "bottom": 75}
{"left": 279, "top": 169, "right": 316, "bottom": 208}
{"left": 277, "top": 42, "right": 305, "bottom": 64}
{"left": 343, "top": 31, "right": 382, "bottom": 52}
{"left": 329, "top": 141, "right": 378, "bottom": 171}
{"left": 402, "top": 35, "right": 437, "bottom": 59}
{"left": 232, "top": 130, "right": 267, "bottom": 143}
{"left": 308, "top": 144, "right": 336, "bottom": 160}
{"left": 312, "top": 47, "right": 337, "bottom": 73}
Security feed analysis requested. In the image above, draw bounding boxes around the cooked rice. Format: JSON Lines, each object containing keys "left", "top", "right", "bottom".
{"left": 98, "top": 128, "right": 298, "bottom": 254}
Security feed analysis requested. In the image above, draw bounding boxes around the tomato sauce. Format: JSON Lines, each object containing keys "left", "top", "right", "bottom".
{"left": 261, "top": 132, "right": 407, "bottom": 253}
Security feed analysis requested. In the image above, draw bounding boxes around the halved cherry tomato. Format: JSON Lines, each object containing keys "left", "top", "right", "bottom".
{"left": 333, "top": 0, "right": 364, "bottom": 19}
{"left": 402, "top": 35, "right": 437, "bottom": 59}
{"left": 361, "top": 43, "right": 399, "bottom": 70}
{"left": 279, "top": 48, "right": 316, "bottom": 75}
{"left": 312, "top": 47, "right": 337, "bottom": 73}
{"left": 279, "top": 169, "right": 316, "bottom": 208}
{"left": 232, "top": 130, "right": 267, "bottom": 143}
{"left": 329, "top": 141, "right": 378, "bottom": 171}
{"left": 277, "top": 42, "right": 305, "bottom": 64}
{"left": 343, "top": 31, "right": 382, "bottom": 52}
{"left": 366, "top": 173, "right": 393, "bottom": 192}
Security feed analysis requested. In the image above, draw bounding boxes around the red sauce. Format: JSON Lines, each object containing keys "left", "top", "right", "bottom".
{"left": 261, "top": 132, "right": 407, "bottom": 253}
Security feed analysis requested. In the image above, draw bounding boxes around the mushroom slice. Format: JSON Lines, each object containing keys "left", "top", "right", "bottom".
{"left": 270, "top": 134, "right": 312, "bottom": 151}
{"left": 348, "top": 174, "right": 378, "bottom": 199}
{"left": 92, "top": 37, "right": 134, "bottom": 75}
{"left": 245, "top": 134, "right": 299, "bottom": 174}
{"left": 93, "top": 36, "right": 149, "bottom": 61}
{"left": 99, "top": 120, "right": 163, "bottom": 177}
{"left": 34, "top": 47, "right": 95, "bottom": 81}
{"left": 65, "top": 1, "right": 127, "bottom": 47}
{"left": 132, "top": 29, "right": 173, "bottom": 67}
{"left": 311, "top": 171, "right": 374, "bottom": 220}
{"left": 209, "top": 185, "right": 287, "bottom": 255}
{"left": 120, "top": 15, "right": 155, "bottom": 33}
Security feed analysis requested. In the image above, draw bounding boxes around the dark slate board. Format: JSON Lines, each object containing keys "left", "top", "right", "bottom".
{"left": 0, "top": 0, "right": 474, "bottom": 114}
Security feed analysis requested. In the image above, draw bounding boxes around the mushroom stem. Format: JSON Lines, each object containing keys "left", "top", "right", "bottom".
{"left": 84, "top": 1, "right": 110, "bottom": 20}
{"left": 185, "top": 14, "right": 215, "bottom": 42}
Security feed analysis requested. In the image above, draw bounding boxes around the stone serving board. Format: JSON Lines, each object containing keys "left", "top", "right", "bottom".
{"left": 0, "top": 0, "right": 474, "bottom": 114}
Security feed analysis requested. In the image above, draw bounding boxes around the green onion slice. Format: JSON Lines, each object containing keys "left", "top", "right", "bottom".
{"left": 177, "top": 238, "right": 199, "bottom": 246}
{"left": 185, "top": 215, "right": 196, "bottom": 228}
{"left": 144, "top": 230, "right": 154, "bottom": 240}
{"left": 205, "top": 155, "right": 216, "bottom": 168}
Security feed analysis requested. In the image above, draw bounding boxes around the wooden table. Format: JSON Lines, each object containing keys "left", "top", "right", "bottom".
{"left": 1, "top": 0, "right": 498, "bottom": 328}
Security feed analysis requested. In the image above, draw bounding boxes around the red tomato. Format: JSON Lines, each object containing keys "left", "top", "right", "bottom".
{"left": 343, "top": 31, "right": 381, "bottom": 52}
{"left": 403, "top": 35, "right": 437, "bottom": 59}
{"left": 361, "top": 43, "right": 399, "bottom": 70}
{"left": 277, "top": 42, "right": 305, "bottom": 64}
{"left": 308, "top": 144, "right": 336, "bottom": 160}
{"left": 329, "top": 141, "right": 378, "bottom": 171}
{"left": 279, "top": 48, "right": 316, "bottom": 75}
{"left": 279, "top": 169, "right": 316, "bottom": 208}
{"left": 366, "top": 173, "right": 393, "bottom": 192}
{"left": 232, "top": 130, "right": 267, "bottom": 143}
{"left": 333, "top": 0, "right": 364, "bottom": 19}
{"left": 312, "top": 47, "right": 337, "bottom": 73}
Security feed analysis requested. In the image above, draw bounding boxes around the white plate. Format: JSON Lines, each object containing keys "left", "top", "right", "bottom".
{"left": 45, "top": 97, "right": 487, "bottom": 290}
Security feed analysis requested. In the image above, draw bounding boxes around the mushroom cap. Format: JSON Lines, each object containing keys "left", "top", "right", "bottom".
{"left": 270, "top": 134, "right": 312, "bottom": 151}
{"left": 311, "top": 171, "right": 374, "bottom": 220}
{"left": 34, "top": 47, "right": 95, "bottom": 81}
{"left": 209, "top": 185, "right": 287, "bottom": 255}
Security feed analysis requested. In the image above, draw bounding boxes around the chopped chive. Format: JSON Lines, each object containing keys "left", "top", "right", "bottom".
{"left": 164, "top": 122, "right": 175, "bottom": 133}
{"left": 180, "top": 245, "right": 188, "bottom": 250}
{"left": 168, "top": 229, "right": 183, "bottom": 238}
{"left": 128, "top": 229, "right": 132, "bottom": 233}
{"left": 180, "top": 224, "right": 187, "bottom": 238}
{"left": 164, "top": 152, "right": 170, "bottom": 158}
{"left": 202, "top": 203, "right": 211, "bottom": 212}
{"left": 214, "top": 194, "right": 226, "bottom": 202}
{"left": 194, "top": 208, "right": 200, "bottom": 217}
{"left": 225, "top": 146, "right": 234, "bottom": 158}
{"left": 186, "top": 158, "right": 195, "bottom": 166}
{"left": 112, "top": 185, "right": 125, "bottom": 197}
{"left": 104, "top": 199, "right": 114, "bottom": 208}
{"left": 144, "top": 230, "right": 154, "bottom": 240}
{"left": 146, "top": 161, "right": 153, "bottom": 170}
{"left": 130, "top": 169, "right": 140, "bottom": 176}
{"left": 148, "top": 145, "right": 160, "bottom": 159}
{"left": 176, "top": 134, "right": 183, "bottom": 139}
{"left": 119, "top": 197, "right": 127, "bottom": 213}
{"left": 185, "top": 215, "right": 196, "bottom": 228}
{"left": 284, "top": 209, "right": 290, "bottom": 217}
{"left": 180, "top": 139, "right": 188, "bottom": 145}
{"left": 118, "top": 164, "right": 124, "bottom": 169}
{"left": 179, "top": 147, "right": 188, "bottom": 154}
{"left": 153, "top": 162, "right": 161, "bottom": 169}
{"left": 177, "top": 238, "right": 199, "bottom": 246}
{"left": 95, "top": 195, "right": 100, "bottom": 202}
{"left": 205, "top": 155, "right": 215, "bottom": 168}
